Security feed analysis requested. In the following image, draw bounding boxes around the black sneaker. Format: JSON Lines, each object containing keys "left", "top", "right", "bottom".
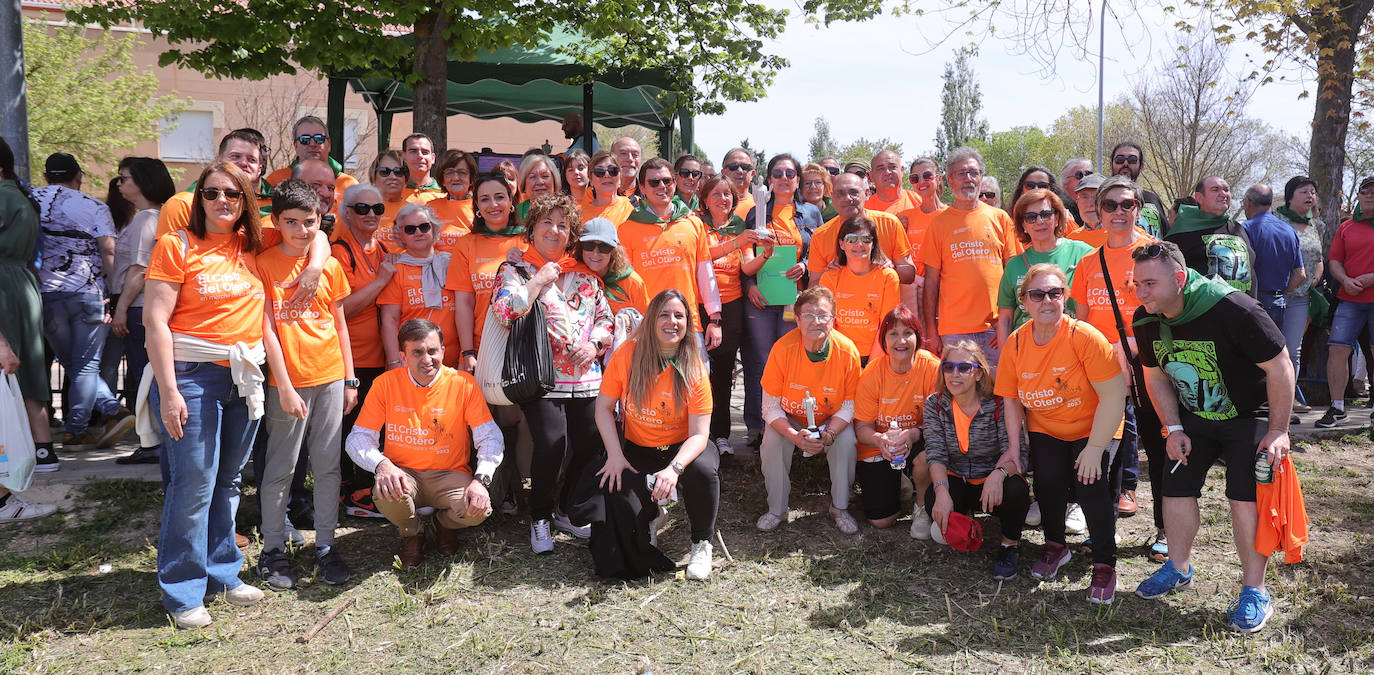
{"left": 315, "top": 548, "right": 351, "bottom": 586}
{"left": 34, "top": 446, "right": 59, "bottom": 473}
{"left": 1315, "top": 407, "right": 1347, "bottom": 429}
{"left": 256, "top": 548, "right": 295, "bottom": 590}
{"left": 992, "top": 545, "right": 1019, "bottom": 580}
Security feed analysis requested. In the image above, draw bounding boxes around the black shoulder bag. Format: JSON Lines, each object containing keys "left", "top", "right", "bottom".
{"left": 502, "top": 265, "right": 556, "bottom": 404}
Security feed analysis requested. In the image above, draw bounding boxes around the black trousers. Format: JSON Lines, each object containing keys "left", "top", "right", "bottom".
{"left": 520, "top": 395, "right": 602, "bottom": 521}
{"left": 1030, "top": 433, "right": 1121, "bottom": 565}
{"left": 340, "top": 366, "right": 384, "bottom": 492}
{"left": 704, "top": 298, "right": 745, "bottom": 440}
{"left": 924, "top": 472, "right": 1031, "bottom": 542}
{"left": 622, "top": 439, "right": 720, "bottom": 542}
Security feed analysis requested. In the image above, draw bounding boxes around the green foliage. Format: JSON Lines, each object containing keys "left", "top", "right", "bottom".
{"left": 836, "top": 138, "right": 904, "bottom": 167}
{"left": 934, "top": 45, "right": 988, "bottom": 163}
{"left": 22, "top": 21, "right": 187, "bottom": 172}
{"left": 808, "top": 117, "right": 840, "bottom": 162}
{"left": 971, "top": 126, "right": 1066, "bottom": 198}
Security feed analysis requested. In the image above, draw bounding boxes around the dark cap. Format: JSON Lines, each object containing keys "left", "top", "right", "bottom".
{"left": 1360, "top": 176, "right": 1374, "bottom": 191}
{"left": 44, "top": 152, "right": 81, "bottom": 180}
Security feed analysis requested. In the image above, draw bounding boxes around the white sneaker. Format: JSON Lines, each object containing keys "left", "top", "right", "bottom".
{"left": 1065, "top": 503, "right": 1087, "bottom": 535}
{"left": 755, "top": 511, "right": 784, "bottom": 531}
{"left": 909, "top": 507, "right": 932, "bottom": 540}
{"left": 648, "top": 509, "right": 666, "bottom": 547}
{"left": 686, "top": 540, "right": 713, "bottom": 580}
{"left": 714, "top": 437, "right": 734, "bottom": 456}
{"left": 530, "top": 519, "right": 554, "bottom": 554}
{"left": 170, "top": 606, "right": 212, "bottom": 629}
{"left": 223, "top": 583, "right": 264, "bottom": 607}
{"left": 932, "top": 520, "right": 947, "bottom": 546}
{"left": 551, "top": 513, "right": 591, "bottom": 539}
{"left": 0, "top": 495, "right": 58, "bottom": 522}
{"left": 1025, "top": 501, "right": 1043, "bottom": 527}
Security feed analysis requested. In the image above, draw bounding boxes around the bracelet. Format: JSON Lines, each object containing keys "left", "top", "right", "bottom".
{"left": 462, "top": 349, "right": 477, "bottom": 358}
{"left": 933, "top": 481, "right": 949, "bottom": 489}
{"left": 996, "top": 466, "right": 1010, "bottom": 478}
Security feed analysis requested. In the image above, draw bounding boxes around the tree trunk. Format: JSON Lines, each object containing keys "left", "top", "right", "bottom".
{"left": 1306, "top": 2, "right": 1373, "bottom": 253}
{"left": 412, "top": 5, "right": 450, "bottom": 154}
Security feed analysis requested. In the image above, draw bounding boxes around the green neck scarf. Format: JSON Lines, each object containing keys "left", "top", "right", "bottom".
{"left": 703, "top": 212, "right": 747, "bottom": 236}
{"left": 1274, "top": 205, "right": 1309, "bottom": 226}
{"left": 627, "top": 196, "right": 692, "bottom": 225}
{"left": 471, "top": 213, "right": 525, "bottom": 238}
{"left": 603, "top": 266, "right": 632, "bottom": 303}
{"left": 805, "top": 337, "right": 832, "bottom": 363}
{"left": 1353, "top": 204, "right": 1374, "bottom": 226}
{"left": 407, "top": 177, "right": 441, "bottom": 192}
{"left": 1168, "top": 204, "right": 1230, "bottom": 236}
{"left": 1133, "top": 268, "right": 1237, "bottom": 354}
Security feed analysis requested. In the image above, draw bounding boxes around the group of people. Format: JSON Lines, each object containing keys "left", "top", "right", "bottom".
{"left": 0, "top": 115, "right": 1337, "bottom": 635}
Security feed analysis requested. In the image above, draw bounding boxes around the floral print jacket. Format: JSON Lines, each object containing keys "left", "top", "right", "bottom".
{"left": 493, "top": 260, "right": 614, "bottom": 397}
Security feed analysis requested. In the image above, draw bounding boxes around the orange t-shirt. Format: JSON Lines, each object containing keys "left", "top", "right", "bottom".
{"left": 618, "top": 215, "right": 712, "bottom": 330}
{"left": 402, "top": 185, "right": 444, "bottom": 204}
{"left": 898, "top": 205, "right": 946, "bottom": 274}
{"left": 734, "top": 193, "right": 755, "bottom": 220}
{"left": 606, "top": 268, "right": 650, "bottom": 316}
{"left": 854, "top": 350, "right": 941, "bottom": 460}
{"left": 445, "top": 233, "right": 528, "bottom": 348}
{"left": 145, "top": 230, "right": 266, "bottom": 352}
{"left": 581, "top": 196, "right": 635, "bottom": 227}
{"left": 256, "top": 247, "right": 351, "bottom": 387}
{"left": 429, "top": 198, "right": 474, "bottom": 250}
{"left": 866, "top": 189, "right": 922, "bottom": 215}
{"left": 330, "top": 226, "right": 390, "bottom": 368}
{"left": 1067, "top": 226, "right": 1108, "bottom": 249}
{"left": 952, "top": 401, "right": 973, "bottom": 455}
{"left": 807, "top": 210, "right": 912, "bottom": 277}
{"left": 761, "top": 329, "right": 861, "bottom": 423}
{"left": 600, "top": 340, "right": 712, "bottom": 447}
{"left": 1069, "top": 233, "right": 1156, "bottom": 341}
{"left": 757, "top": 203, "right": 803, "bottom": 247}
{"left": 378, "top": 258, "right": 460, "bottom": 367}
{"left": 918, "top": 203, "right": 1016, "bottom": 335}
{"left": 355, "top": 366, "right": 492, "bottom": 473}
{"left": 372, "top": 198, "right": 419, "bottom": 248}
{"left": 994, "top": 315, "right": 1123, "bottom": 441}
{"left": 706, "top": 228, "right": 744, "bottom": 304}
{"left": 264, "top": 166, "right": 358, "bottom": 195}
{"left": 820, "top": 266, "right": 900, "bottom": 358}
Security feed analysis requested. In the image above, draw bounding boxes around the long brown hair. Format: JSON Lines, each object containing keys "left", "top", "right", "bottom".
{"left": 188, "top": 161, "right": 263, "bottom": 251}
{"left": 627, "top": 289, "right": 705, "bottom": 408}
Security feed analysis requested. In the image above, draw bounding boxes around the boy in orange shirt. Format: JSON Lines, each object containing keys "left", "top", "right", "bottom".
{"left": 255, "top": 180, "right": 357, "bottom": 589}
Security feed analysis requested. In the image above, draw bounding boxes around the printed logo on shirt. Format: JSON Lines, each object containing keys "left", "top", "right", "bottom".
{"left": 1202, "top": 234, "right": 1252, "bottom": 293}
{"left": 1153, "top": 338, "right": 1236, "bottom": 420}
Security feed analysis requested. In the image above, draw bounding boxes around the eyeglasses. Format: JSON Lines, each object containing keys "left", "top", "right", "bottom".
{"left": 1112, "top": 155, "right": 1141, "bottom": 166}
{"left": 1360, "top": 187, "right": 1374, "bottom": 198}
{"left": 1100, "top": 198, "right": 1139, "bottom": 213}
{"left": 677, "top": 169, "right": 702, "bottom": 179}
{"left": 375, "top": 166, "right": 406, "bottom": 177}
{"left": 724, "top": 163, "right": 752, "bottom": 172}
{"left": 402, "top": 222, "right": 433, "bottom": 235}
{"left": 798, "top": 312, "right": 833, "bottom": 323}
{"left": 644, "top": 177, "right": 673, "bottom": 188}
{"left": 911, "top": 171, "right": 936, "bottom": 183}
{"left": 940, "top": 361, "right": 980, "bottom": 374}
{"left": 110, "top": 175, "right": 125, "bottom": 186}
{"left": 1072, "top": 170, "right": 1093, "bottom": 180}
{"left": 841, "top": 233, "right": 875, "bottom": 245}
{"left": 296, "top": 134, "right": 328, "bottom": 146}
{"left": 591, "top": 165, "right": 620, "bottom": 178}
{"left": 1022, "top": 181, "right": 1051, "bottom": 190}
{"left": 979, "top": 191, "right": 997, "bottom": 200}
{"left": 1021, "top": 209, "right": 1056, "bottom": 224}
{"left": 802, "top": 180, "right": 825, "bottom": 188}
{"left": 848, "top": 169, "right": 869, "bottom": 178}
{"left": 580, "top": 241, "right": 615, "bottom": 254}
{"left": 1130, "top": 242, "right": 1167, "bottom": 261}
{"left": 825, "top": 167, "right": 840, "bottom": 176}
{"left": 1025, "top": 287, "right": 1065, "bottom": 302}
{"left": 350, "top": 202, "right": 385, "bottom": 216}
{"left": 199, "top": 187, "right": 243, "bottom": 202}
{"left": 952, "top": 168, "right": 983, "bottom": 179}
{"left": 771, "top": 169, "right": 798, "bottom": 179}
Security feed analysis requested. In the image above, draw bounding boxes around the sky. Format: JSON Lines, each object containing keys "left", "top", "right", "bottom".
{"left": 691, "top": 3, "right": 1317, "bottom": 171}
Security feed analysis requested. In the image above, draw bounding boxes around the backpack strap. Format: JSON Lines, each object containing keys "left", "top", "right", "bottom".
{"left": 1096, "top": 246, "right": 1145, "bottom": 403}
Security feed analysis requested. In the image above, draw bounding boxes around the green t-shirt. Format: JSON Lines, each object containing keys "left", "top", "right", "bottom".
{"left": 996, "top": 238, "right": 1096, "bottom": 330}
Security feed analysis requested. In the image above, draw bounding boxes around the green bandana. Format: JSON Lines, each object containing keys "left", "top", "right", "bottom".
{"left": 603, "top": 266, "right": 632, "bottom": 303}
{"left": 1133, "top": 268, "right": 1237, "bottom": 355}
{"left": 627, "top": 196, "right": 692, "bottom": 225}
{"left": 1353, "top": 204, "right": 1374, "bottom": 226}
{"left": 1168, "top": 204, "right": 1230, "bottom": 236}
{"left": 805, "top": 337, "right": 832, "bottom": 363}
{"left": 703, "top": 212, "right": 747, "bottom": 237}
{"left": 1274, "top": 205, "right": 1309, "bottom": 226}
{"left": 407, "top": 177, "right": 441, "bottom": 192}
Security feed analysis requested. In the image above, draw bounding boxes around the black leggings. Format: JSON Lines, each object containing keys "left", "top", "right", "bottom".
{"left": 1134, "top": 396, "right": 1168, "bottom": 531}
{"left": 623, "top": 440, "right": 720, "bottom": 542}
{"left": 521, "top": 396, "right": 603, "bottom": 522}
{"left": 1030, "top": 433, "right": 1121, "bottom": 565}
{"left": 340, "top": 366, "right": 385, "bottom": 492}
{"left": 923, "top": 473, "right": 1031, "bottom": 542}
{"left": 704, "top": 298, "right": 745, "bottom": 440}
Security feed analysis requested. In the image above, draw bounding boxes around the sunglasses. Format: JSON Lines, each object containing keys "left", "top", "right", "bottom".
{"left": 350, "top": 202, "right": 385, "bottom": 216}
{"left": 1072, "top": 170, "right": 1093, "bottom": 180}
{"left": 297, "top": 133, "right": 328, "bottom": 145}
{"left": 1131, "top": 242, "right": 1168, "bottom": 261}
{"left": 580, "top": 241, "right": 615, "bottom": 254}
{"left": 724, "top": 163, "right": 752, "bottom": 172}
{"left": 375, "top": 166, "right": 406, "bottom": 177}
{"left": 1021, "top": 209, "right": 1056, "bottom": 224}
{"left": 1026, "top": 287, "right": 1065, "bottom": 302}
{"left": 825, "top": 167, "right": 841, "bottom": 176}
{"left": 849, "top": 169, "right": 869, "bottom": 178}
{"left": 591, "top": 165, "right": 621, "bottom": 178}
{"left": 1112, "top": 155, "right": 1141, "bottom": 165}
{"left": 771, "top": 169, "right": 798, "bottom": 179}
{"left": 677, "top": 169, "right": 702, "bottom": 179}
{"left": 1100, "top": 198, "right": 1139, "bottom": 213}
{"left": 979, "top": 191, "right": 997, "bottom": 200}
{"left": 199, "top": 187, "right": 243, "bottom": 202}
{"left": 911, "top": 171, "right": 936, "bottom": 182}
{"left": 940, "top": 361, "right": 980, "bottom": 374}
{"left": 841, "top": 233, "right": 875, "bottom": 245}
{"left": 1022, "top": 181, "right": 1051, "bottom": 190}
{"left": 644, "top": 177, "right": 673, "bottom": 188}
{"left": 402, "top": 222, "right": 433, "bottom": 235}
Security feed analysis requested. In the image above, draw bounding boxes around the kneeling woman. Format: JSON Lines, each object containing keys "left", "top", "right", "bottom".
{"left": 995, "top": 262, "right": 1127, "bottom": 604}
{"left": 923, "top": 340, "right": 1030, "bottom": 580}
{"left": 591, "top": 289, "right": 719, "bottom": 580}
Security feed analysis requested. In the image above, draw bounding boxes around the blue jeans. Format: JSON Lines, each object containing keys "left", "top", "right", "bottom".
{"left": 1329, "top": 300, "right": 1374, "bottom": 348}
{"left": 742, "top": 302, "right": 794, "bottom": 434}
{"left": 101, "top": 305, "right": 148, "bottom": 408}
{"left": 42, "top": 291, "right": 119, "bottom": 434}
{"left": 1258, "top": 293, "right": 1286, "bottom": 331}
{"left": 1280, "top": 294, "right": 1309, "bottom": 379}
{"left": 151, "top": 361, "right": 261, "bottom": 613}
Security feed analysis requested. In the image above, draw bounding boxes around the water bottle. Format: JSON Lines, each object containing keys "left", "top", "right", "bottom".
{"left": 1254, "top": 448, "right": 1273, "bottom": 484}
{"left": 645, "top": 474, "right": 677, "bottom": 506}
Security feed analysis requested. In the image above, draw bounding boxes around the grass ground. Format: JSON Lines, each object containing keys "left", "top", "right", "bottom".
{"left": 3, "top": 433, "right": 1374, "bottom": 673}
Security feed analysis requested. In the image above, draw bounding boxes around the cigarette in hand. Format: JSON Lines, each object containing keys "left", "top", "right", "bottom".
{"left": 1170, "top": 459, "right": 1183, "bottom": 474}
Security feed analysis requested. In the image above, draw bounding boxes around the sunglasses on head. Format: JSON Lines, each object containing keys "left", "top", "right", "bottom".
{"left": 1021, "top": 209, "right": 1056, "bottom": 224}
{"left": 375, "top": 166, "right": 406, "bottom": 177}
{"left": 771, "top": 169, "right": 797, "bottom": 179}
{"left": 1023, "top": 181, "right": 1051, "bottom": 190}
{"left": 841, "top": 233, "right": 875, "bottom": 245}
{"left": 1131, "top": 242, "right": 1168, "bottom": 261}
{"left": 825, "top": 167, "right": 841, "bottom": 176}
{"left": 724, "top": 162, "right": 752, "bottom": 172}
{"left": 591, "top": 165, "right": 620, "bottom": 178}
{"left": 350, "top": 202, "right": 385, "bottom": 216}
{"left": 199, "top": 187, "right": 243, "bottom": 202}
{"left": 297, "top": 133, "right": 328, "bottom": 146}
{"left": 402, "top": 222, "right": 433, "bottom": 235}
{"left": 580, "top": 241, "right": 615, "bottom": 254}
{"left": 677, "top": 169, "right": 702, "bottom": 179}
{"left": 1100, "top": 198, "right": 1138, "bottom": 213}
{"left": 940, "top": 361, "right": 980, "bottom": 374}
{"left": 1073, "top": 170, "right": 1093, "bottom": 180}
{"left": 644, "top": 177, "right": 673, "bottom": 188}
{"left": 1112, "top": 155, "right": 1140, "bottom": 165}
{"left": 1026, "top": 287, "right": 1065, "bottom": 302}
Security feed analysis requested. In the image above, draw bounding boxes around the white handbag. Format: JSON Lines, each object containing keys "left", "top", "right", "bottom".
{"left": 0, "top": 373, "right": 36, "bottom": 492}
{"left": 474, "top": 303, "right": 514, "bottom": 406}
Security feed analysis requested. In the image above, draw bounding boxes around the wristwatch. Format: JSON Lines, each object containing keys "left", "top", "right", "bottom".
{"left": 343, "top": 378, "right": 360, "bottom": 388}
{"left": 476, "top": 473, "right": 493, "bottom": 488}
{"left": 708, "top": 317, "right": 722, "bottom": 326}
{"left": 1162, "top": 424, "right": 1184, "bottom": 438}
{"left": 669, "top": 461, "right": 685, "bottom": 475}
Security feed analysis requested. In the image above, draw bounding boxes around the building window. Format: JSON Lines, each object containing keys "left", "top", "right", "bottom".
{"left": 160, "top": 111, "right": 215, "bottom": 163}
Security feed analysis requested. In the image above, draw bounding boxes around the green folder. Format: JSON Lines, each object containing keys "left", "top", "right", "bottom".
{"left": 757, "top": 244, "right": 799, "bottom": 306}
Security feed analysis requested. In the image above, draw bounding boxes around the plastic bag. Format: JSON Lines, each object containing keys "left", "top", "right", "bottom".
{"left": 502, "top": 298, "right": 555, "bottom": 404}
{"left": 0, "top": 373, "right": 36, "bottom": 492}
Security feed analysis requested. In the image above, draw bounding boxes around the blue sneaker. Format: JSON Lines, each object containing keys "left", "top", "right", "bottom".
{"left": 1135, "top": 560, "right": 1194, "bottom": 599}
{"left": 1227, "top": 586, "right": 1274, "bottom": 633}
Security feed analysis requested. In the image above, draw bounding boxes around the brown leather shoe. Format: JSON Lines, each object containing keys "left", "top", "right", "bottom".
{"left": 235, "top": 533, "right": 250, "bottom": 549}
{"left": 435, "top": 524, "right": 460, "bottom": 556}
{"left": 1117, "top": 490, "right": 1138, "bottom": 517}
{"left": 399, "top": 534, "right": 425, "bottom": 568}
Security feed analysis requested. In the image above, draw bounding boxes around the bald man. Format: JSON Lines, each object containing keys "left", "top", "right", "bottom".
{"left": 866, "top": 150, "right": 921, "bottom": 215}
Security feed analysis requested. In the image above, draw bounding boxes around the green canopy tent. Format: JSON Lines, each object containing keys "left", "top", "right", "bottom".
{"left": 325, "top": 28, "right": 694, "bottom": 161}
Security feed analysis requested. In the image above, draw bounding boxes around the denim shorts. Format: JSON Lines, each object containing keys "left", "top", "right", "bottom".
{"left": 1328, "top": 300, "right": 1374, "bottom": 347}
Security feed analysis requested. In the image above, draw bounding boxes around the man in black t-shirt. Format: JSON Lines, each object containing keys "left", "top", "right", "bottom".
{"left": 1165, "top": 176, "right": 1258, "bottom": 298}
{"left": 1128, "top": 240, "right": 1293, "bottom": 634}
{"left": 1109, "top": 142, "right": 1169, "bottom": 237}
